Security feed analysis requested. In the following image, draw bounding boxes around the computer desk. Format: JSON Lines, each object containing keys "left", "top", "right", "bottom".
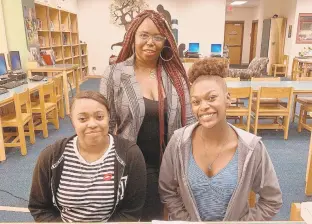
{"left": 27, "top": 64, "right": 80, "bottom": 115}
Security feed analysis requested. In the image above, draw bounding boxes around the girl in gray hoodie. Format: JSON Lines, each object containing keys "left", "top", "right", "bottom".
{"left": 159, "top": 58, "right": 282, "bottom": 221}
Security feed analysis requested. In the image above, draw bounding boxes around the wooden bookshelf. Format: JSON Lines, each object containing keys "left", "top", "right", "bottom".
{"left": 34, "top": 1, "right": 89, "bottom": 82}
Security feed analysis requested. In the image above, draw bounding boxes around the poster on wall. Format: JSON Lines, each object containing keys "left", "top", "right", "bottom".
{"left": 296, "top": 13, "right": 312, "bottom": 44}
{"left": 22, "top": 4, "right": 39, "bottom": 49}
{"left": 22, "top": 0, "right": 41, "bottom": 64}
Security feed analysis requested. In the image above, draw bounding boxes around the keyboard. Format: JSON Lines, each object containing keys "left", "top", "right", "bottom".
{"left": 0, "top": 80, "right": 27, "bottom": 89}
{"left": 30, "top": 75, "right": 44, "bottom": 81}
{"left": 13, "top": 69, "right": 24, "bottom": 74}
{"left": 0, "top": 88, "right": 8, "bottom": 95}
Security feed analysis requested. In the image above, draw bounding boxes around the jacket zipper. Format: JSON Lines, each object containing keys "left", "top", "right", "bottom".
{"left": 51, "top": 176, "right": 61, "bottom": 213}
{"left": 107, "top": 167, "right": 125, "bottom": 220}
{"left": 107, "top": 153, "right": 125, "bottom": 221}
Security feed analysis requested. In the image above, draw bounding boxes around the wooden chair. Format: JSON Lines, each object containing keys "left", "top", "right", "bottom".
{"left": 251, "top": 77, "right": 281, "bottom": 81}
{"left": 1, "top": 89, "right": 35, "bottom": 155}
{"left": 226, "top": 87, "right": 252, "bottom": 132}
{"left": 224, "top": 77, "right": 243, "bottom": 107}
{"left": 272, "top": 55, "right": 289, "bottom": 77}
{"left": 53, "top": 76, "right": 65, "bottom": 119}
{"left": 291, "top": 58, "right": 303, "bottom": 80}
{"left": 249, "top": 191, "right": 256, "bottom": 207}
{"left": 292, "top": 77, "right": 312, "bottom": 122}
{"left": 298, "top": 104, "right": 312, "bottom": 132}
{"left": 251, "top": 87, "right": 293, "bottom": 140}
{"left": 31, "top": 81, "right": 59, "bottom": 138}
{"left": 290, "top": 203, "right": 304, "bottom": 221}
{"left": 224, "top": 77, "right": 240, "bottom": 82}
{"left": 251, "top": 77, "right": 283, "bottom": 105}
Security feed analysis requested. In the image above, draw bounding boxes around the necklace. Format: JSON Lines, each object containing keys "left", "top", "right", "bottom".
{"left": 200, "top": 126, "right": 229, "bottom": 172}
{"left": 149, "top": 69, "right": 156, "bottom": 79}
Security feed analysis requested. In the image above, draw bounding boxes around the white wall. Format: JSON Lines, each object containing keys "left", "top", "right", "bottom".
{"left": 290, "top": 0, "right": 312, "bottom": 58}
{"left": 280, "top": 0, "right": 297, "bottom": 57}
{"left": 226, "top": 7, "right": 258, "bottom": 64}
{"left": 77, "top": 0, "right": 226, "bottom": 74}
{"left": 255, "top": 0, "right": 284, "bottom": 57}
{"left": 280, "top": 0, "right": 312, "bottom": 77}
{"left": 0, "top": 0, "right": 8, "bottom": 54}
{"left": 35, "top": 0, "right": 78, "bottom": 13}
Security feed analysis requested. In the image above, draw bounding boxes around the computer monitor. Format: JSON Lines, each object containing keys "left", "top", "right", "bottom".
{"left": 0, "top": 53, "right": 7, "bottom": 76}
{"left": 189, "top": 43, "right": 200, "bottom": 53}
{"left": 211, "top": 44, "right": 222, "bottom": 56}
{"left": 9, "top": 51, "right": 22, "bottom": 71}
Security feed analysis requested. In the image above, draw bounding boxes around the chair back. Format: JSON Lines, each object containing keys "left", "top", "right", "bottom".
{"left": 248, "top": 57, "right": 269, "bottom": 76}
{"left": 228, "top": 87, "right": 252, "bottom": 99}
{"left": 292, "top": 58, "right": 302, "bottom": 80}
{"left": 13, "top": 89, "right": 32, "bottom": 121}
{"left": 53, "top": 76, "right": 63, "bottom": 97}
{"left": 283, "top": 55, "right": 289, "bottom": 65}
{"left": 297, "top": 77, "right": 312, "bottom": 81}
{"left": 39, "top": 81, "right": 57, "bottom": 106}
{"left": 251, "top": 77, "right": 280, "bottom": 81}
{"left": 258, "top": 87, "right": 293, "bottom": 109}
{"left": 224, "top": 77, "right": 240, "bottom": 82}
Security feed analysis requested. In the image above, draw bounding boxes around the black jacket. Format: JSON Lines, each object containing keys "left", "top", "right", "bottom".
{"left": 28, "top": 135, "right": 146, "bottom": 222}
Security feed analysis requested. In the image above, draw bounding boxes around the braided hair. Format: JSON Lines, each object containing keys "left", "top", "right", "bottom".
{"left": 116, "top": 10, "right": 189, "bottom": 160}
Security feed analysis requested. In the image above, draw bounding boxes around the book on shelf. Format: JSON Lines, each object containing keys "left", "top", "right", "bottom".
{"left": 51, "top": 37, "right": 56, "bottom": 45}
{"left": 37, "top": 19, "right": 43, "bottom": 30}
{"left": 62, "top": 33, "right": 68, "bottom": 45}
{"left": 40, "top": 49, "right": 56, "bottom": 65}
{"left": 50, "top": 21, "right": 54, "bottom": 31}
{"left": 39, "top": 36, "right": 45, "bottom": 47}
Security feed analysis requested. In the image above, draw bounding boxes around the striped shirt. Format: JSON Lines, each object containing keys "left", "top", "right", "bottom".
{"left": 188, "top": 149, "right": 238, "bottom": 221}
{"left": 56, "top": 135, "right": 116, "bottom": 222}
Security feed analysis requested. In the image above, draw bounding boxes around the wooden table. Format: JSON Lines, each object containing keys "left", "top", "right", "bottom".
{"left": 298, "top": 59, "right": 312, "bottom": 77}
{"left": 27, "top": 64, "right": 80, "bottom": 115}
{"left": 0, "top": 80, "right": 47, "bottom": 162}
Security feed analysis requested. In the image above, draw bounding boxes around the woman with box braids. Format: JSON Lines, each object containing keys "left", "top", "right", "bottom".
{"left": 100, "top": 10, "right": 195, "bottom": 221}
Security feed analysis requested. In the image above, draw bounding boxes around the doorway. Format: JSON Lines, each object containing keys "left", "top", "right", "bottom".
{"left": 249, "top": 20, "right": 258, "bottom": 63}
{"left": 224, "top": 21, "right": 244, "bottom": 65}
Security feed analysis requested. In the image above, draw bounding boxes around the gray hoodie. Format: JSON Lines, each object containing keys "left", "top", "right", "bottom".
{"left": 159, "top": 122, "right": 282, "bottom": 221}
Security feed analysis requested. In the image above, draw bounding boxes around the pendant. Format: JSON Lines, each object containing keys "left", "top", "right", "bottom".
{"left": 150, "top": 70, "right": 156, "bottom": 79}
{"left": 207, "top": 167, "right": 213, "bottom": 177}
{"left": 208, "top": 164, "right": 212, "bottom": 170}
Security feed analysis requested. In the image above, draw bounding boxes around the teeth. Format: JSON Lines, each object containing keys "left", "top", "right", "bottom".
{"left": 201, "top": 114, "right": 214, "bottom": 118}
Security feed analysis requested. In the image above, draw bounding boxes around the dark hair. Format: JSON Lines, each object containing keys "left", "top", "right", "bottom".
{"left": 70, "top": 91, "right": 109, "bottom": 113}
{"left": 188, "top": 58, "right": 229, "bottom": 84}
{"left": 116, "top": 10, "right": 189, "bottom": 158}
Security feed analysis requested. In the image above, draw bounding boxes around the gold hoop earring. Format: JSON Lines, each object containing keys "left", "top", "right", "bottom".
{"left": 160, "top": 46, "right": 173, "bottom": 62}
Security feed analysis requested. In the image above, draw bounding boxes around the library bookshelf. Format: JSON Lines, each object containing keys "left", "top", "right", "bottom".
{"left": 35, "top": 1, "right": 89, "bottom": 84}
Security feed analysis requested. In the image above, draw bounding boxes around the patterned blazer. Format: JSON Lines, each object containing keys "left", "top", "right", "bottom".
{"left": 99, "top": 56, "right": 196, "bottom": 143}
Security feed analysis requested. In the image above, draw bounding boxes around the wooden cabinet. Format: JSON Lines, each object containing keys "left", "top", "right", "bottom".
{"left": 260, "top": 18, "right": 287, "bottom": 74}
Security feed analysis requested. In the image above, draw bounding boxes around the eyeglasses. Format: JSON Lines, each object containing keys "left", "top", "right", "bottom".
{"left": 137, "top": 32, "right": 166, "bottom": 43}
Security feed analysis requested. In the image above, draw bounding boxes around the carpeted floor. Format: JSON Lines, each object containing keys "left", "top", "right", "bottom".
{"left": 0, "top": 78, "right": 311, "bottom": 222}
